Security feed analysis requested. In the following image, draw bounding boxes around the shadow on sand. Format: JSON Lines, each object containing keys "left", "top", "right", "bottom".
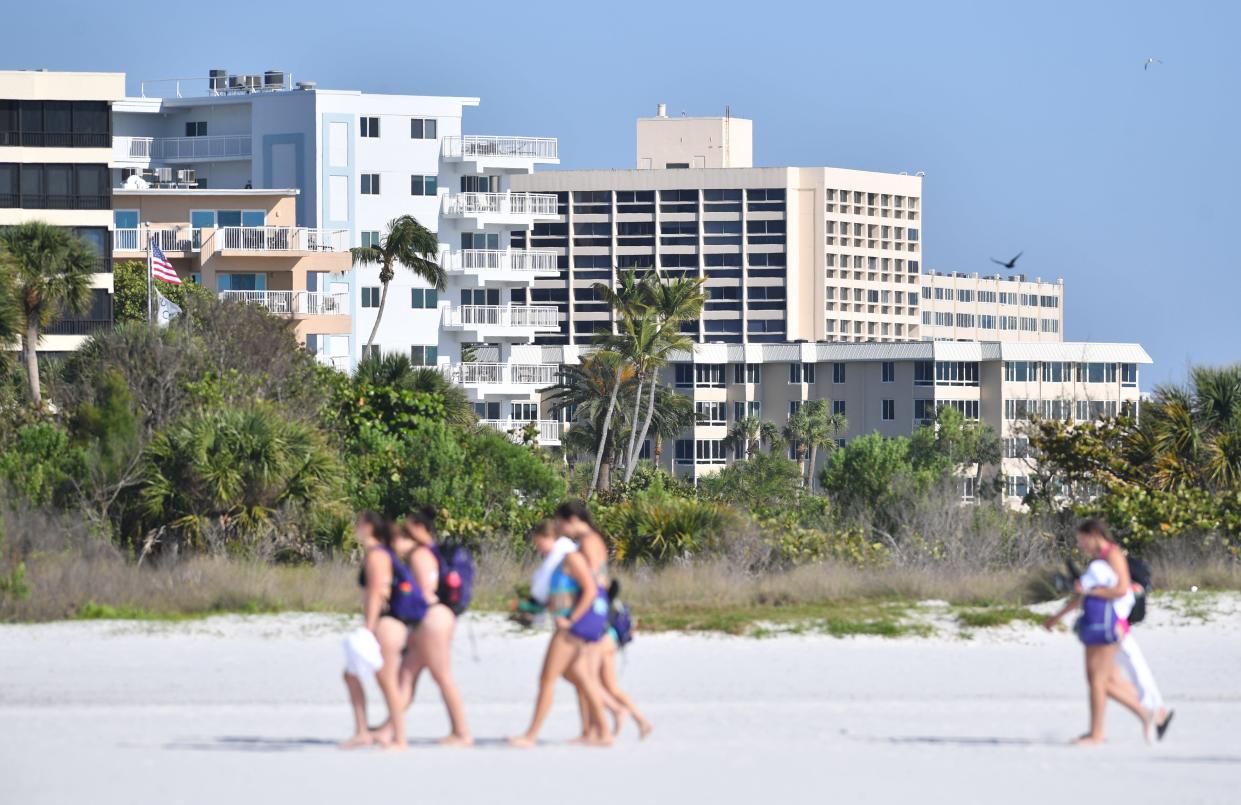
{"left": 163, "top": 735, "right": 512, "bottom": 752}
{"left": 852, "top": 734, "right": 1064, "bottom": 748}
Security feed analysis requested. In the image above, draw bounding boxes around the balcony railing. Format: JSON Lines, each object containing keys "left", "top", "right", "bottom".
{"left": 443, "top": 304, "right": 559, "bottom": 330}
{"left": 442, "top": 192, "right": 559, "bottom": 217}
{"left": 441, "top": 136, "right": 558, "bottom": 161}
{"left": 112, "top": 134, "right": 253, "bottom": 162}
{"left": 43, "top": 318, "right": 113, "bottom": 336}
{"left": 481, "top": 419, "right": 564, "bottom": 445}
{"left": 445, "top": 363, "right": 560, "bottom": 386}
{"left": 112, "top": 227, "right": 201, "bottom": 252}
{"left": 440, "top": 249, "right": 559, "bottom": 274}
{"left": 215, "top": 227, "right": 349, "bottom": 252}
{"left": 218, "top": 290, "right": 349, "bottom": 316}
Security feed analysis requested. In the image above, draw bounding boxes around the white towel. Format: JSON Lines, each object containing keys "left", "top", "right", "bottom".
{"left": 1118, "top": 633, "right": 1165, "bottom": 712}
{"left": 531, "top": 537, "right": 578, "bottom": 604}
{"left": 342, "top": 627, "right": 383, "bottom": 677}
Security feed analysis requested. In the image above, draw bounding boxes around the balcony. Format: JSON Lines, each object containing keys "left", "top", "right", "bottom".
{"left": 441, "top": 192, "right": 559, "bottom": 225}
{"left": 440, "top": 249, "right": 559, "bottom": 280}
{"left": 480, "top": 419, "right": 564, "bottom": 446}
{"left": 43, "top": 318, "right": 113, "bottom": 336}
{"left": 213, "top": 227, "right": 350, "bottom": 253}
{"left": 218, "top": 290, "right": 349, "bottom": 317}
{"left": 112, "top": 134, "right": 253, "bottom": 165}
{"left": 441, "top": 136, "right": 559, "bottom": 165}
{"left": 445, "top": 362, "right": 560, "bottom": 390}
{"left": 443, "top": 304, "right": 559, "bottom": 336}
{"left": 112, "top": 227, "right": 200, "bottom": 253}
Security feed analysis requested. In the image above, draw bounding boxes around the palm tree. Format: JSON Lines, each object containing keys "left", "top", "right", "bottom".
{"left": 783, "top": 406, "right": 813, "bottom": 483}
{"left": 622, "top": 273, "right": 705, "bottom": 482}
{"left": 801, "top": 399, "right": 848, "bottom": 491}
{"left": 587, "top": 271, "right": 650, "bottom": 493}
{"left": 354, "top": 351, "right": 474, "bottom": 428}
{"left": 1140, "top": 365, "right": 1241, "bottom": 491}
{"left": 546, "top": 351, "right": 635, "bottom": 492}
{"left": 726, "top": 416, "right": 763, "bottom": 460}
{"left": 759, "top": 420, "right": 785, "bottom": 454}
{"left": 350, "top": 216, "right": 443, "bottom": 351}
{"left": 0, "top": 222, "right": 96, "bottom": 408}
{"left": 0, "top": 257, "right": 19, "bottom": 349}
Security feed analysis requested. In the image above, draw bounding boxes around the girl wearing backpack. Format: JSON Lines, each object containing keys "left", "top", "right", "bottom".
{"left": 339, "top": 511, "right": 419, "bottom": 750}
{"left": 1043, "top": 519, "right": 1172, "bottom": 744}
{"left": 508, "top": 519, "right": 613, "bottom": 748}
{"left": 389, "top": 506, "right": 473, "bottom": 747}
{"left": 555, "top": 500, "right": 653, "bottom": 741}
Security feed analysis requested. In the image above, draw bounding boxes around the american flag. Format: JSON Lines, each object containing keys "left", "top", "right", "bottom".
{"left": 151, "top": 242, "right": 182, "bottom": 285}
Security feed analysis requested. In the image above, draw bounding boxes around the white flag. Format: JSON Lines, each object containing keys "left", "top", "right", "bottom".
{"left": 155, "top": 291, "right": 182, "bottom": 328}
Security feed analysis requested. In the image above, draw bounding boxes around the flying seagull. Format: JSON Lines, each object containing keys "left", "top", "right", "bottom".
{"left": 990, "top": 251, "right": 1023, "bottom": 270}
{"left": 1144, "top": 57, "right": 1162, "bottom": 70}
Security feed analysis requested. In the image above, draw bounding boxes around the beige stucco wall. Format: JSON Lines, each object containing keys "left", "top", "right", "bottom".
{"left": 636, "top": 115, "right": 753, "bottom": 169}
{"left": 0, "top": 70, "right": 125, "bottom": 101}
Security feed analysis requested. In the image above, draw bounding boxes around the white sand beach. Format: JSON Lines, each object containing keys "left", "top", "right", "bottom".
{"left": 2, "top": 597, "right": 1239, "bottom": 805}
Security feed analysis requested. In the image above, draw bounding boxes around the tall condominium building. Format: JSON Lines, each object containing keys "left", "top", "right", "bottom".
{"left": 920, "top": 270, "right": 1063, "bottom": 342}
{"left": 1, "top": 70, "right": 124, "bottom": 352}
{"left": 511, "top": 107, "right": 924, "bottom": 346}
{"left": 109, "top": 69, "right": 483, "bottom": 369}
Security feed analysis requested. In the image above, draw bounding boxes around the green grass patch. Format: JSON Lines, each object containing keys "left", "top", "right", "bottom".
{"left": 635, "top": 599, "right": 928, "bottom": 638}
{"left": 955, "top": 606, "right": 1043, "bottom": 629}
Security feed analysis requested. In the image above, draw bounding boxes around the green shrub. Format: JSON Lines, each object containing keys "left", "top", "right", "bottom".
{"left": 0, "top": 421, "right": 82, "bottom": 506}
{"left": 597, "top": 488, "right": 739, "bottom": 565}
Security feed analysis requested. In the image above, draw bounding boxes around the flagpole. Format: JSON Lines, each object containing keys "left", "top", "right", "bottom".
{"left": 145, "top": 223, "right": 153, "bottom": 324}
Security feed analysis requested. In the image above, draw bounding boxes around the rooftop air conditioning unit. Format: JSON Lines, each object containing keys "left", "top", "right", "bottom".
{"left": 177, "top": 169, "right": 196, "bottom": 186}
{"left": 229, "top": 75, "right": 246, "bottom": 91}
{"left": 264, "top": 70, "right": 285, "bottom": 89}
{"left": 244, "top": 74, "right": 263, "bottom": 91}
{"left": 209, "top": 69, "right": 228, "bottom": 92}
{"left": 155, "top": 167, "right": 173, "bottom": 183}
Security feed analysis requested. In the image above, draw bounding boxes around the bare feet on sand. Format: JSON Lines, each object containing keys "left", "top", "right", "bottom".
{"left": 507, "top": 735, "right": 537, "bottom": 749}
{"left": 637, "top": 719, "right": 654, "bottom": 740}
{"left": 1072, "top": 734, "right": 1105, "bottom": 746}
{"left": 439, "top": 734, "right": 474, "bottom": 748}
{"left": 337, "top": 732, "right": 375, "bottom": 750}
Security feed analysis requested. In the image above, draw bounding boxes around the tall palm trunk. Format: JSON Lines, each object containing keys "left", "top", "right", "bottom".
{"left": 807, "top": 443, "right": 818, "bottom": 491}
{"left": 626, "top": 375, "right": 659, "bottom": 483}
{"left": 365, "top": 261, "right": 393, "bottom": 348}
{"left": 590, "top": 366, "right": 623, "bottom": 495}
{"left": 622, "top": 371, "right": 645, "bottom": 481}
{"left": 23, "top": 320, "right": 41, "bottom": 408}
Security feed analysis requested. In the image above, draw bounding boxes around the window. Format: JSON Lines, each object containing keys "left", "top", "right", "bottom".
{"left": 913, "top": 361, "right": 934, "bottom": 386}
{"left": 790, "top": 363, "right": 815, "bottom": 384}
{"left": 955, "top": 313, "right": 976, "bottom": 328}
{"left": 360, "top": 117, "right": 380, "bottom": 137}
{"left": 938, "top": 399, "right": 980, "bottom": 420}
{"left": 1, "top": 163, "right": 109, "bottom": 210}
{"left": 880, "top": 361, "right": 895, "bottom": 383}
{"left": 410, "top": 118, "right": 437, "bottom": 139}
{"left": 733, "top": 401, "right": 762, "bottom": 421}
{"left": 936, "top": 361, "right": 979, "bottom": 386}
{"left": 882, "top": 399, "right": 895, "bottom": 421}
{"left": 696, "top": 401, "right": 726, "bottom": 426}
{"left": 411, "top": 175, "right": 437, "bottom": 196}
{"left": 410, "top": 345, "right": 438, "bottom": 366}
{"left": 1003, "top": 437, "right": 1031, "bottom": 459}
{"left": 675, "top": 439, "right": 694, "bottom": 465}
{"left": 734, "top": 363, "right": 761, "bottom": 384}
{"left": 361, "top": 287, "right": 381, "bottom": 307}
{"left": 832, "top": 363, "right": 846, "bottom": 384}
{"left": 361, "top": 174, "right": 380, "bottom": 195}
{"left": 361, "top": 344, "right": 381, "bottom": 359}
{"left": 1004, "top": 361, "right": 1032, "bottom": 382}
{"left": 1120, "top": 363, "right": 1137, "bottom": 387}
{"left": 361, "top": 230, "right": 381, "bottom": 248}
{"left": 512, "top": 403, "right": 539, "bottom": 421}
{"left": 410, "top": 288, "right": 438, "bottom": 309}
{"left": 832, "top": 400, "right": 847, "bottom": 416}
{"left": 675, "top": 364, "right": 694, "bottom": 388}
{"left": 1006, "top": 475, "right": 1030, "bottom": 500}
{"left": 788, "top": 401, "right": 802, "bottom": 417}
{"left": 1041, "top": 318, "right": 1059, "bottom": 333}
{"left": 695, "top": 364, "right": 726, "bottom": 388}
{"left": 979, "top": 314, "right": 996, "bottom": 330}
{"left": 665, "top": 162, "right": 690, "bottom": 169}
{"left": 185, "top": 121, "right": 207, "bottom": 137}
{"left": 957, "top": 289, "right": 973, "bottom": 303}
{"left": 696, "top": 440, "right": 726, "bottom": 464}
{"left": 914, "top": 399, "right": 936, "bottom": 423}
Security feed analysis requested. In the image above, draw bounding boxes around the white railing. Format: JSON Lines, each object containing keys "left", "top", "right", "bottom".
{"left": 443, "top": 304, "right": 559, "bottom": 330}
{"left": 316, "top": 354, "right": 351, "bottom": 371}
{"left": 112, "top": 134, "right": 252, "bottom": 162}
{"left": 442, "top": 192, "right": 559, "bottom": 217}
{"left": 218, "top": 290, "right": 349, "bottom": 316}
{"left": 446, "top": 363, "right": 560, "bottom": 386}
{"left": 441, "top": 135, "right": 559, "bottom": 161}
{"left": 112, "top": 227, "right": 201, "bottom": 252}
{"left": 440, "top": 249, "right": 559, "bottom": 273}
{"left": 215, "top": 227, "right": 349, "bottom": 252}
{"left": 481, "top": 419, "right": 564, "bottom": 444}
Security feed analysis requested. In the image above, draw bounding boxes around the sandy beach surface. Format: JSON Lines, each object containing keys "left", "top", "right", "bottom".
{"left": 2, "top": 596, "right": 1239, "bottom": 805}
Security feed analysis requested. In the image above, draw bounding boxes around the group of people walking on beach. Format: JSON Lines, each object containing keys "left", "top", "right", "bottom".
{"left": 336, "top": 503, "right": 1170, "bottom": 749}
{"left": 338, "top": 500, "right": 650, "bottom": 750}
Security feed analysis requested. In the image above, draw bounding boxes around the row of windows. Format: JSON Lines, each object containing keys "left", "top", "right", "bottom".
{"left": 358, "top": 173, "right": 440, "bottom": 196}
{"left": 0, "top": 163, "right": 109, "bottom": 209}
{"left": 925, "top": 286, "right": 1059, "bottom": 307}
{"left": 1004, "top": 361, "right": 1136, "bottom": 386}
{"left": 0, "top": 100, "right": 110, "bottom": 147}
{"left": 358, "top": 116, "right": 439, "bottom": 140}
{"left": 1005, "top": 398, "right": 1123, "bottom": 421}
{"left": 825, "top": 190, "right": 918, "bottom": 210}
{"left": 827, "top": 288, "right": 919, "bottom": 306}
{"left": 827, "top": 255, "right": 920, "bottom": 273}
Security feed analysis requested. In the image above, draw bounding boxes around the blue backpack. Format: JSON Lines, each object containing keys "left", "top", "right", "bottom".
{"left": 607, "top": 580, "right": 634, "bottom": 647}
{"left": 383, "top": 547, "right": 429, "bottom": 625}
{"left": 1074, "top": 596, "right": 1119, "bottom": 646}
{"left": 433, "top": 542, "right": 475, "bottom": 615}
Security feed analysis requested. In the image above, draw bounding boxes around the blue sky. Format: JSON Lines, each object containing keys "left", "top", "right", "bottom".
{"left": 8, "top": 0, "right": 1237, "bottom": 386}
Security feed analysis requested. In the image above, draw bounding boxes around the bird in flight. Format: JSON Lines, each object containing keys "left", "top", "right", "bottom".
{"left": 1144, "top": 57, "right": 1163, "bottom": 70}
{"left": 991, "top": 251, "right": 1023, "bottom": 270}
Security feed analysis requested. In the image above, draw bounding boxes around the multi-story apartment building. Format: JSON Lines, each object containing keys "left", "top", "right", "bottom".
{"left": 109, "top": 69, "right": 482, "bottom": 368}
{"left": 527, "top": 340, "right": 1149, "bottom": 505}
{"left": 1, "top": 70, "right": 124, "bottom": 353}
{"left": 512, "top": 107, "right": 925, "bottom": 345}
{"left": 109, "top": 187, "right": 351, "bottom": 362}
{"left": 920, "top": 270, "right": 1063, "bottom": 342}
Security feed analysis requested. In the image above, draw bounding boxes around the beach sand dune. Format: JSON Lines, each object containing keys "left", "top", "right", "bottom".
{"left": 1, "top": 602, "right": 1238, "bottom": 804}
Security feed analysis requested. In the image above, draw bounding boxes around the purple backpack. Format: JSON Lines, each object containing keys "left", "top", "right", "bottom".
{"left": 432, "top": 542, "right": 475, "bottom": 615}
{"left": 1074, "top": 596, "right": 1119, "bottom": 645}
